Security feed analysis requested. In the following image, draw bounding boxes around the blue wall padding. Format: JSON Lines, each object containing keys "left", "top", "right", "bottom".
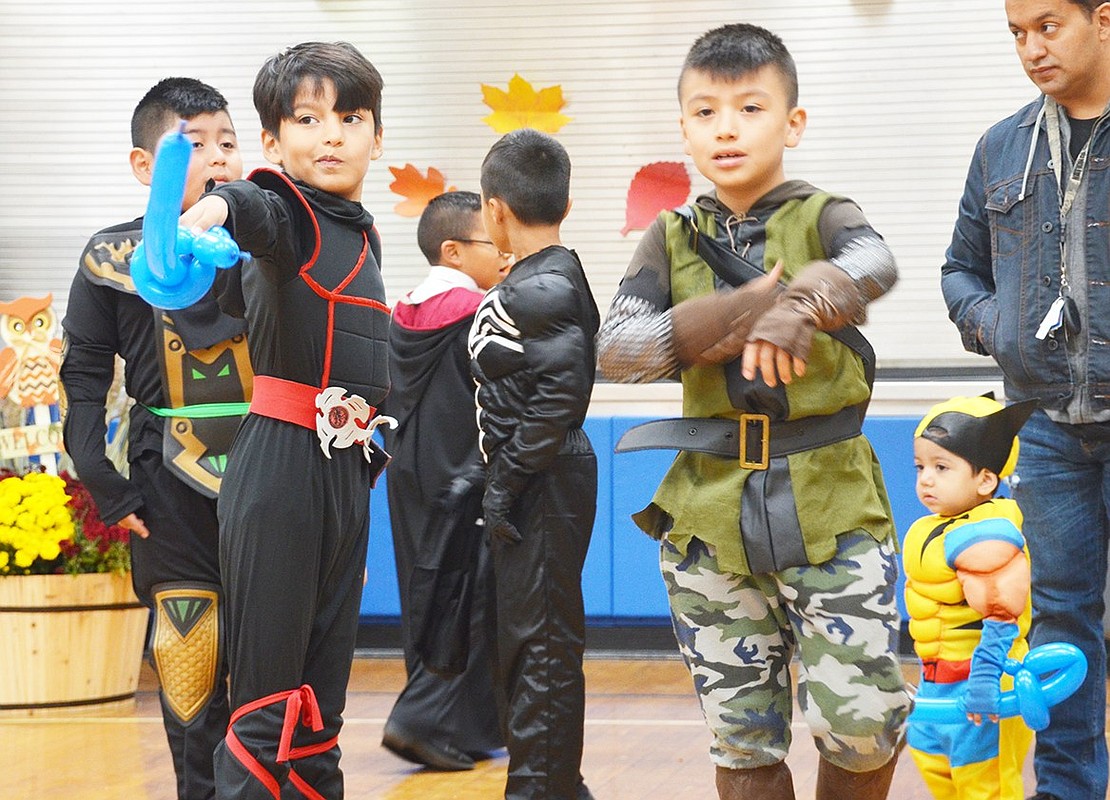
{"left": 362, "top": 478, "right": 399, "bottom": 616}
{"left": 362, "top": 415, "right": 924, "bottom": 621}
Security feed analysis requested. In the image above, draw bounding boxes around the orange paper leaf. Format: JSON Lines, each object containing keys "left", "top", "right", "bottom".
{"left": 388, "top": 164, "right": 456, "bottom": 217}
{"left": 481, "top": 74, "right": 572, "bottom": 134}
{"left": 622, "top": 162, "right": 691, "bottom": 236}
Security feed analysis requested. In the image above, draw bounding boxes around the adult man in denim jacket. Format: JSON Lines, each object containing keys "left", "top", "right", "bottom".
{"left": 942, "top": 2, "right": 1110, "bottom": 798}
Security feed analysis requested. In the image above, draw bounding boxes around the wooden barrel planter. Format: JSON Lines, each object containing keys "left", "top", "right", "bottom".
{"left": 0, "top": 572, "right": 149, "bottom": 713}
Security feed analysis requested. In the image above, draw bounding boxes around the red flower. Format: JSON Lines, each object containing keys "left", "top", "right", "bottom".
{"left": 60, "top": 470, "right": 129, "bottom": 545}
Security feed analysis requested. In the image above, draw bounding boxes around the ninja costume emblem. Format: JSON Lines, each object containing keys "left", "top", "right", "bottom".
{"left": 314, "top": 386, "right": 396, "bottom": 459}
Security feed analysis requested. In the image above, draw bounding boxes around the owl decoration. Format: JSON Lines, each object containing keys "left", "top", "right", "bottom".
{"left": 0, "top": 294, "right": 63, "bottom": 408}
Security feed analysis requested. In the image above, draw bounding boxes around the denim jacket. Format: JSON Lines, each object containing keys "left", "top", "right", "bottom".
{"left": 942, "top": 97, "right": 1110, "bottom": 419}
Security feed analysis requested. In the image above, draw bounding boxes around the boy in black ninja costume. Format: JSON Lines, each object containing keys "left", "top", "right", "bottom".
{"left": 179, "top": 41, "right": 391, "bottom": 800}
{"left": 61, "top": 77, "right": 251, "bottom": 800}
{"left": 469, "top": 128, "right": 600, "bottom": 800}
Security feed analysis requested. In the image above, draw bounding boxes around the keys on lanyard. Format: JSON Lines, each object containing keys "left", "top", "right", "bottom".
{"left": 1036, "top": 293, "right": 1081, "bottom": 340}
{"left": 1036, "top": 295, "right": 1067, "bottom": 340}
{"left": 1036, "top": 102, "right": 1092, "bottom": 343}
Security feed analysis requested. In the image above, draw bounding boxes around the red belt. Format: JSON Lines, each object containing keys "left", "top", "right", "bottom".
{"left": 249, "top": 376, "right": 378, "bottom": 431}
{"left": 921, "top": 658, "right": 972, "bottom": 684}
{"left": 250, "top": 376, "right": 321, "bottom": 429}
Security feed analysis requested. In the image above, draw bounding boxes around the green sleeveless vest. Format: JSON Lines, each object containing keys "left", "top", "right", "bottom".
{"left": 640, "top": 196, "right": 895, "bottom": 574}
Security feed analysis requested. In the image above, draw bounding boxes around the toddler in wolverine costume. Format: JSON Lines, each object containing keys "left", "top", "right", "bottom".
{"left": 905, "top": 394, "right": 1038, "bottom": 799}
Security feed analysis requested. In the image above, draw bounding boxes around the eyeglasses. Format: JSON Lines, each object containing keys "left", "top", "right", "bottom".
{"left": 453, "top": 238, "right": 511, "bottom": 259}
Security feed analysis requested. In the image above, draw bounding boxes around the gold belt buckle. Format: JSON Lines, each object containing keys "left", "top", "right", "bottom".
{"left": 738, "top": 413, "right": 770, "bottom": 470}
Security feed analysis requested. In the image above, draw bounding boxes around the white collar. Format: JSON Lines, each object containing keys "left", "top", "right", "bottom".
{"left": 402, "top": 265, "right": 480, "bottom": 305}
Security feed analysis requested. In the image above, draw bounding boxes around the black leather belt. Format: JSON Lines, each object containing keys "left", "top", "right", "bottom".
{"left": 614, "top": 406, "right": 863, "bottom": 469}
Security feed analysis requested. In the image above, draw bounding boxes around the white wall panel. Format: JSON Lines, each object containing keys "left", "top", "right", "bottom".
{"left": 0, "top": 0, "right": 1036, "bottom": 369}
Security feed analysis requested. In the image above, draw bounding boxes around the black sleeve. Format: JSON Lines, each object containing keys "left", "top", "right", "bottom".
{"left": 817, "top": 198, "right": 899, "bottom": 305}
{"left": 209, "top": 180, "right": 307, "bottom": 284}
{"left": 59, "top": 273, "right": 143, "bottom": 524}
{"left": 612, "top": 216, "right": 672, "bottom": 308}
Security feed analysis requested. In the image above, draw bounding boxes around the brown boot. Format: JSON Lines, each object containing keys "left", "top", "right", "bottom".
{"left": 814, "top": 754, "right": 897, "bottom": 800}
{"left": 715, "top": 762, "right": 796, "bottom": 800}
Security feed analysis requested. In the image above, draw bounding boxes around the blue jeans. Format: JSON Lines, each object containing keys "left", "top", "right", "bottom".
{"left": 1013, "top": 410, "right": 1110, "bottom": 800}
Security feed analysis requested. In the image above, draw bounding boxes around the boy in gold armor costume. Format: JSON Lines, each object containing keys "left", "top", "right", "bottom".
{"left": 905, "top": 394, "right": 1038, "bottom": 799}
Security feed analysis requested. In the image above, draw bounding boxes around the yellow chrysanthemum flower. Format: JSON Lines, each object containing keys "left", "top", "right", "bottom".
{"left": 0, "top": 472, "right": 78, "bottom": 573}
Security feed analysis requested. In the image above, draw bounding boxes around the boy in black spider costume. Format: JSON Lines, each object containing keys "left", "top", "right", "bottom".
{"left": 61, "top": 77, "right": 249, "bottom": 800}
{"left": 179, "top": 41, "right": 390, "bottom": 800}
{"left": 469, "top": 129, "right": 600, "bottom": 800}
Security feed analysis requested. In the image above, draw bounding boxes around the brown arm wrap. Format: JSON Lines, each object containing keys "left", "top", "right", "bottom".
{"left": 747, "top": 261, "right": 863, "bottom": 361}
{"left": 671, "top": 280, "right": 781, "bottom": 366}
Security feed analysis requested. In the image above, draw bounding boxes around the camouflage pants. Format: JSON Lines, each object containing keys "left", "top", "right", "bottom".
{"left": 660, "top": 530, "right": 910, "bottom": 772}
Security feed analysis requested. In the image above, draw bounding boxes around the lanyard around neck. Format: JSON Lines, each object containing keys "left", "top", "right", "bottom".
{"left": 1045, "top": 101, "right": 1094, "bottom": 224}
{"left": 1043, "top": 101, "right": 1099, "bottom": 297}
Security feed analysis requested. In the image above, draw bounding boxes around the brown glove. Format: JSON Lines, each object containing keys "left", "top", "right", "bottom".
{"left": 671, "top": 264, "right": 783, "bottom": 366}
{"left": 746, "top": 261, "right": 862, "bottom": 361}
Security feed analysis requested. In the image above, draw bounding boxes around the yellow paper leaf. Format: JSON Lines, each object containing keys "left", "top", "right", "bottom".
{"left": 481, "top": 74, "right": 572, "bottom": 134}
{"left": 388, "top": 164, "right": 456, "bottom": 217}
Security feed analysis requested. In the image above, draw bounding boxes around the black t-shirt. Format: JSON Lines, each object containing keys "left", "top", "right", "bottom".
{"left": 1068, "top": 114, "right": 1097, "bottom": 162}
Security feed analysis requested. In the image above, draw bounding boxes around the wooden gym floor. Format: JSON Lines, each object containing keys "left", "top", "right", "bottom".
{"left": 2, "top": 653, "right": 1037, "bottom": 800}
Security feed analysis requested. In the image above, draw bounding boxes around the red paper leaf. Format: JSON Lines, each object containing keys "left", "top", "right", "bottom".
{"left": 621, "top": 162, "right": 691, "bottom": 236}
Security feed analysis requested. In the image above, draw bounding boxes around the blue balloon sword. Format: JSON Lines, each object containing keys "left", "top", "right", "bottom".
{"left": 910, "top": 642, "right": 1087, "bottom": 732}
{"left": 130, "top": 121, "right": 250, "bottom": 310}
